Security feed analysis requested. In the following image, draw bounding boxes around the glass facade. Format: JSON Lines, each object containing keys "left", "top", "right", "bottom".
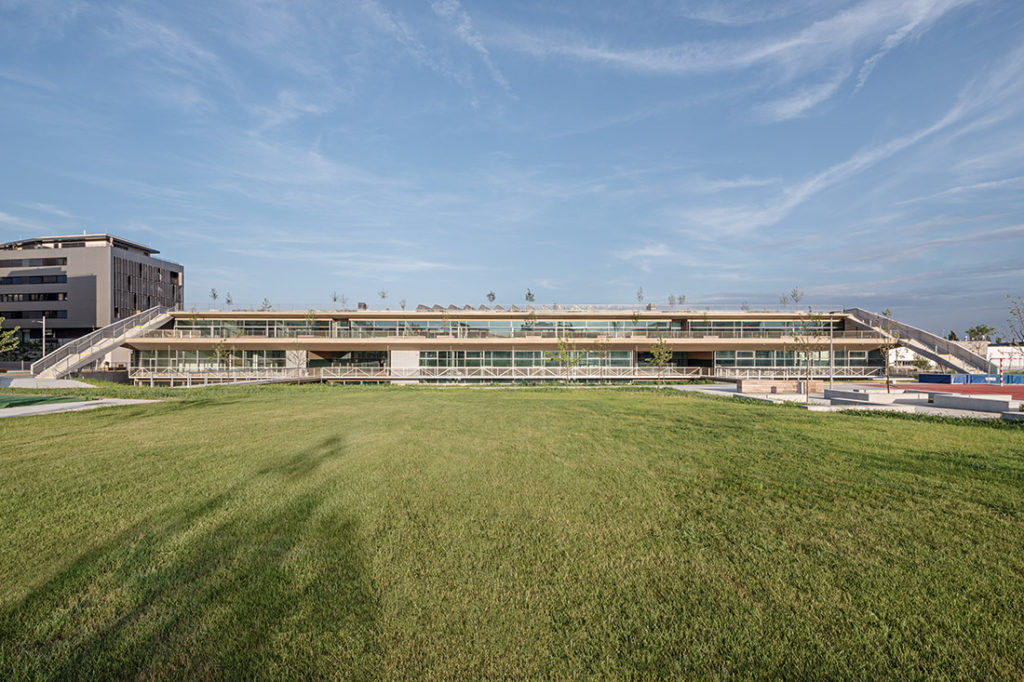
{"left": 714, "top": 349, "right": 883, "bottom": 368}
{"left": 689, "top": 319, "right": 839, "bottom": 336}
{"left": 173, "top": 319, "right": 332, "bottom": 337}
{"left": 349, "top": 319, "right": 677, "bottom": 338}
{"left": 135, "top": 349, "right": 287, "bottom": 371}
{"left": 420, "top": 350, "right": 633, "bottom": 368}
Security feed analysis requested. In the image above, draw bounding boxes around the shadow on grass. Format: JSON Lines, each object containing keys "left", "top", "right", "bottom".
{"left": 0, "top": 437, "right": 379, "bottom": 679}
{"left": 257, "top": 435, "right": 345, "bottom": 479}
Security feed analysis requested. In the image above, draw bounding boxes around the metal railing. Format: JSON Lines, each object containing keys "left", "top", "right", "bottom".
{"left": 715, "top": 367, "right": 883, "bottom": 379}
{"left": 140, "top": 328, "right": 883, "bottom": 341}
{"left": 32, "top": 306, "right": 172, "bottom": 378}
{"left": 129, "top": 364, "right": 713, "bottom": 385}
{"left": 843, "top": 307, "right": 990, "bottom": 373}
{"left": 129, "top": 363, "right": 884, "bottom": 385}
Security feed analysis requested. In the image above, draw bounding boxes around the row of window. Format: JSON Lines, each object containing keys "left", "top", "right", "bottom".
{"left": 714, "top": 350, "right": 883, "bottom": 368}
{"left": 354, "top": 319, "right": 676, "bottom": 337}
{"left": 135, "top": 349, "right": 287, "bottom": 370}
{"left": 1, "top": 310, "right": 68, "bottom": 319}
{"left": 173, "top": 319, "right": 678, "bottom": 339}
{"left": 0, "top": 274, "right": 68, "bottom": 285}
{"left": 690, "top": 320, "right": 840, "bottom": 334}
{"left": 420, "top": 350, "right": 633, "bottom": 368}
{"left": 0, "top": 257, "right": 67, "bottom": 267}
{"left": 0, "top": 292, "right": 67, "bottom": 302}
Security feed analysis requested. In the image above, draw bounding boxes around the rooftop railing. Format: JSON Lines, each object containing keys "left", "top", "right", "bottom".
{"left": 140, "top": 328, "right": 883, "bottom": 341}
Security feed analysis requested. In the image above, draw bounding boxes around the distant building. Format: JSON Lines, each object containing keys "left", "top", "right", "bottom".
{"left": 989, "top": 344, "right": 1024, "bottom": 372}
{"left": 0, "top": 233, "right": 183, "bottom": 349}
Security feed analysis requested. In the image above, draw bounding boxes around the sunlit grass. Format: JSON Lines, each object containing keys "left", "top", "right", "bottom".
{"left": 1, "top": 386, "right": 1022, "bottom": 678}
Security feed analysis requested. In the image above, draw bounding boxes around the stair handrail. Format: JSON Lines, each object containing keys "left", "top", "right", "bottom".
{"left": 843, "top": 307, "right": 989, "bottom": 372}
{"left": 31, "top": 305, "right": 173, "bottom": 377}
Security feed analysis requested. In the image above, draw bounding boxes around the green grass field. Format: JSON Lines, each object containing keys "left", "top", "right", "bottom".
{"left": 2, "top": 386, "right": 1023, "bottom": 679}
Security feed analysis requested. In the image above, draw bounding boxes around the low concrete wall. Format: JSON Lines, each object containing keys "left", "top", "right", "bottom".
{"left": 824, "top": 388, "right": 929, "bottom": 404}
{"left": 738, "top": 379, "right": 824, "bottom": 394}
{"left": 931, "top": 393, "right": 1021, "bottom": 413}
{"left": 74, "top": 370, "right": 132, "bottom": 384}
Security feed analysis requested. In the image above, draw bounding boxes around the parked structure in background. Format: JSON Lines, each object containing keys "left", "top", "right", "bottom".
{"left": 989, "top": 344, "right": 1024, "bottom": 372}
{"left": 0, "top": 234, "right": 184, "bottom": 358}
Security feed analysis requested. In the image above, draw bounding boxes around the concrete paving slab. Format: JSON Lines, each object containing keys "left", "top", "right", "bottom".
{"left": 0, "top": 377, "right": 92, "bottom": 388}
{"left": 0, "top": 398, "right": 159, "bottom": 419}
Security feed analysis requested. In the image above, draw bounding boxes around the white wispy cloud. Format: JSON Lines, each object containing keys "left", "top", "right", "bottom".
{"left": 757, "top": 67, "right": 851, "bottom": 121}
{"left": 675, "top": 1, "right": 811, "bottom": 27}
{"left": 494, "top": 0, "right": 975, "bottom": 116}
{"left": 898, "top": 176, "right": 1024, "bottom": 205}
{"left": 0, "top": 210, "right": 45, "bottom": 232}
{"left": 431, "top": 0, "right": 511, "bottom": 94}
{"left": 21, "top": 202, "right": 73, "bottom": 219}
{"left": 676, "top": 42, "right": 1024, "bottom": 235}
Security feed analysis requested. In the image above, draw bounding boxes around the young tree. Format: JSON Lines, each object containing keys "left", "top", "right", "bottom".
{"left": 259, "top": 298, "right": 272, "bottom": 311}
{"left": 789, "top": 309, "right": 830, "bottom": 402}
{"left": 965, "top": 324, "right": 996, "bottom": 341}
{"left": 486, "top": 291, "right": 496, "bottom": 303}
{"left": 213, "top": 336, "right": 232, "bottom": 370}
{"left": 0, "top": 316, "right": 20, "bottom": 355}
{"left": 876, "top": 308, "right": 903, "bottom": 393}
{"left": 591, "top": 340, "right": 610, "bottom": 380}
{"left": 525, "top": 288, "right": 535, "bottom": 303}
{"left": 224, "top": 291, "right": 233, "bottom": 307}
{"left": 740, "top": 301, "right": 750, "bottom": 311}
{"left": 910, "top": 356, "right": 931, "bottom": 370}
{"left": 947, "top": 330, "right": 960, "bottom": 341}
{"left": 1007, "top": 294, "right": 1024, "bottom": 369}
{"left": 378, "top": 290, "right": 388, "bottom": 308}
{"left": 790, "top": 287, "right": 804, "bottom": 307}
{"left": 646, "top": 337, "right": 674, "bottom": 388}
{"left": 667, "top": 294, "right": 677, "bottom": 306}
{"left": 331, "top": 291, "right": 339, "bottom": 309}
{"left": 636, "top": 287, "right": 644, "bottom": 306}
{"left": 209, "top": 288, "right": 218, "bottom": 309}
{"left": 399, "top": 299, "right": 407, "bottom": 310}
{"left": 1008, "top": 295, "right": 1024, "bottom": 342}
{"left": 547, "top": 334, "right": 584, "bottom": 385}
{"left": 677, "top": 294, "right": 686, "bottom": 308}
{"left": 779, "top": 293, "right": 790, "bottom": 310}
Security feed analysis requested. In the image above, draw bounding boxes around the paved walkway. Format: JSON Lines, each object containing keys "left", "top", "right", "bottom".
{"left": 0, "top": 398, "right": 159, "bottom": 419}
{"left": 0, "top": 376, "right": 92, "bottom": 389}
{"left": 671, "top": 384, "right": 1005, "bottom": 420}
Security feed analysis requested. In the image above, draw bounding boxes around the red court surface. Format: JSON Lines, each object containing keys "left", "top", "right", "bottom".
{"left": 863, "top": 383, "right": 1024, "bottom": 401}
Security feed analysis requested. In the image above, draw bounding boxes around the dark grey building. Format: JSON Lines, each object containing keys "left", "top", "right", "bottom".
{"left": 0, "top": 233, "right": 183, "bottom": 348}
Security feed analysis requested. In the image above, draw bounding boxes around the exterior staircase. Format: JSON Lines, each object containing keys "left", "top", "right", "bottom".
{"left": 31, "top": 306, "right": 174, "bottom": 379}
{"left": 843, "top": 307, "right": 991, "bottom": 374}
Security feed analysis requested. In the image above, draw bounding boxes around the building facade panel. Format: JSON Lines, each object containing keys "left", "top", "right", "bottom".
{"left": 0, "top": 234, "right": 183, "bottom": 352}
{"left": 125, "top": 308, "right": 889, "bottom": 384}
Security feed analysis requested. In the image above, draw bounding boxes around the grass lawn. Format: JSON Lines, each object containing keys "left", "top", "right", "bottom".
{"left": 1, "top": 386, "right": 1023, "bottom": 678}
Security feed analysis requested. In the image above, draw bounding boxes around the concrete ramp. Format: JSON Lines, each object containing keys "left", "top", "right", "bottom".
{"left": 31, "top": 306, "right": 173, "bottom": 379}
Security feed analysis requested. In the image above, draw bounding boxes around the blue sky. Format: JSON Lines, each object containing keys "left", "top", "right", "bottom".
{"left": 1, "top": 0, "right": 1023, "bottom": 335}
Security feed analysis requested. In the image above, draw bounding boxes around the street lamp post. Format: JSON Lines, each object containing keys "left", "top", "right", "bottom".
{"left": 829, "top": 311, "right": 835, "bottom": 389}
